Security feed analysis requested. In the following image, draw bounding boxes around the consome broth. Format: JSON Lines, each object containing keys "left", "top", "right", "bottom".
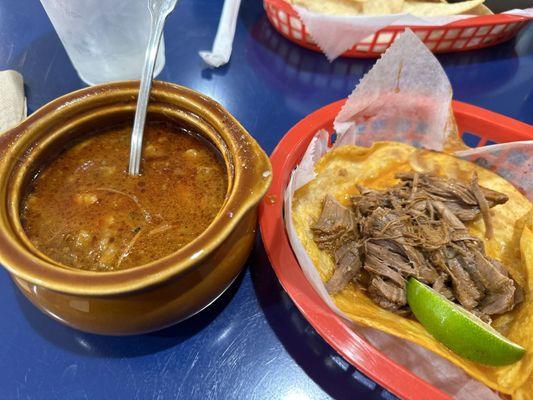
{"left": 21, "top": 122, "right": 228, "bottom": 271}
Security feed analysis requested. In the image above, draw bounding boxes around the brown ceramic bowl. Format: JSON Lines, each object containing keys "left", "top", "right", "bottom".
{"left": 0, "top": 81, "right": 271, "bottom": 335}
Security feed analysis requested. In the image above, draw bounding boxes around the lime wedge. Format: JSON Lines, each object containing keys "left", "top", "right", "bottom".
{"left": 406, "top": 278, "right": 525, "bottom": 366}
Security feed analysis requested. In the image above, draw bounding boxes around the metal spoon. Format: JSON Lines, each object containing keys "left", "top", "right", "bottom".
{"left": 128, "top": 0, "right": 179, "bottom": 176}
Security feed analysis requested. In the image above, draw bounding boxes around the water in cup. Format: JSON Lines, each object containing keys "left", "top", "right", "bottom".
{"left": 40, "top": 0, "right": 166, "bottom": 85}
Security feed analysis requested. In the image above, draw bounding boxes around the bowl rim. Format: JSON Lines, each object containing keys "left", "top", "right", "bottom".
{"left": 0, "top": 81, "right": 272, "bottom": 296}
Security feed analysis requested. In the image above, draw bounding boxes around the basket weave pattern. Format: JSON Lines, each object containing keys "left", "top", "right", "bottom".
{"left": 264, "top": 0, "right": 529, "bottom": 57}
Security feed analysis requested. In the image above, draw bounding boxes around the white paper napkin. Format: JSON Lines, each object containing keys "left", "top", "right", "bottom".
{"left": 0, "top": 70, "right": 26, "bottom": 132}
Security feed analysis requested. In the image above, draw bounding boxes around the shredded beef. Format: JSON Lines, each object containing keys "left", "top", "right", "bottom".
{"left": 326, "top": 242, "right": 362, "bottom": 295}
{"left": 313, "top": 172, "right": 521, "bottom": 321}
{"left": 312, "top": 195, "right": 356, "bottom": 252}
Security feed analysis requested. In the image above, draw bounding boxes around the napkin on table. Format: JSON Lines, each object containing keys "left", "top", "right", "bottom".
{"left": 0, "top": 70, "right": 26, "bottom": 133}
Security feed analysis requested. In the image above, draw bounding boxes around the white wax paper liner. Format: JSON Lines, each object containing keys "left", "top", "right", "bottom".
{"left": 333, "top": 30, "right": 452, "bottom": 152}
{"left": 456, "top": 141, "right": 533, "bottom": 199}
{"left": 284, "top": 30, "right": 532, "bottom": 399}
{"left": 294, "top": 5, "right": 533, "bottom": 61}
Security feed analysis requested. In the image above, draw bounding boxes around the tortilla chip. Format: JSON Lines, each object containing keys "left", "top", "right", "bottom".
{"left": 404, "top": 0, "right": 485, "bottom": 16}
{"left": 292, "top": 142, "right": 533, "bottom": 396}
{"left": 288, "top": 0, "right": 364, "bottom": 15}
{"left": 470, "top": 4, "right": 494, "bottom": 15}
{"left": 363, "top": 0, "right": 404, "bottom": 15}
{"left": 290, "top": 0, "right": 406, "bottom": 15}
{"left": 289, "top": 0, "right": 486, "bottom": 16}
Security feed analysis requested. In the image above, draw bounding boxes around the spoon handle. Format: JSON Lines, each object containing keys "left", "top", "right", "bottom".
{"left": 129, "top": 1, "right": 175, "bottom": 176}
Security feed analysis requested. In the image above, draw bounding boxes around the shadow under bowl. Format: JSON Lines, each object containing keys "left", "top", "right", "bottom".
{"left": 0, "top": 81, "right": 272, "bottom": 335}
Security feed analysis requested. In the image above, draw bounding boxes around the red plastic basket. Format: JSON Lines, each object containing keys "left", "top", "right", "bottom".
{"left": 264, "top": 0, "right": 531, "bottom": 57}
{"left": 258, "top": 100, "right": 533, "bottom": 400}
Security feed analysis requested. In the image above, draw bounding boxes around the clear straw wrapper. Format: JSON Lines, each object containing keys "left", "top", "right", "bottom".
{"left": 199, "top": 0, "right": 242, "bottom": 68}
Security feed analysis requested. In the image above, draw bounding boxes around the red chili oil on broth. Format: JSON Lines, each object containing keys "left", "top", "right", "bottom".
{"left": 20, "top": 122, "right": 228, "bottom": 271}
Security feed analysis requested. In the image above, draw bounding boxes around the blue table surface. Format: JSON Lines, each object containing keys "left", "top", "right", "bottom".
{"left": 0, "top": 1, "right": 531, "bottom": 399}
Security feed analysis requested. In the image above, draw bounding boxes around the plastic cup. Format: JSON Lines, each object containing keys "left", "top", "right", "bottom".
{"left": 39, "top": 0, "right": 165, "bottom": 85}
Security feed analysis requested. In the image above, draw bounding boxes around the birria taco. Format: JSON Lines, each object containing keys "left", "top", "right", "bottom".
{"left": 291, "top": 141, "right": 532, "bottom": 398}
